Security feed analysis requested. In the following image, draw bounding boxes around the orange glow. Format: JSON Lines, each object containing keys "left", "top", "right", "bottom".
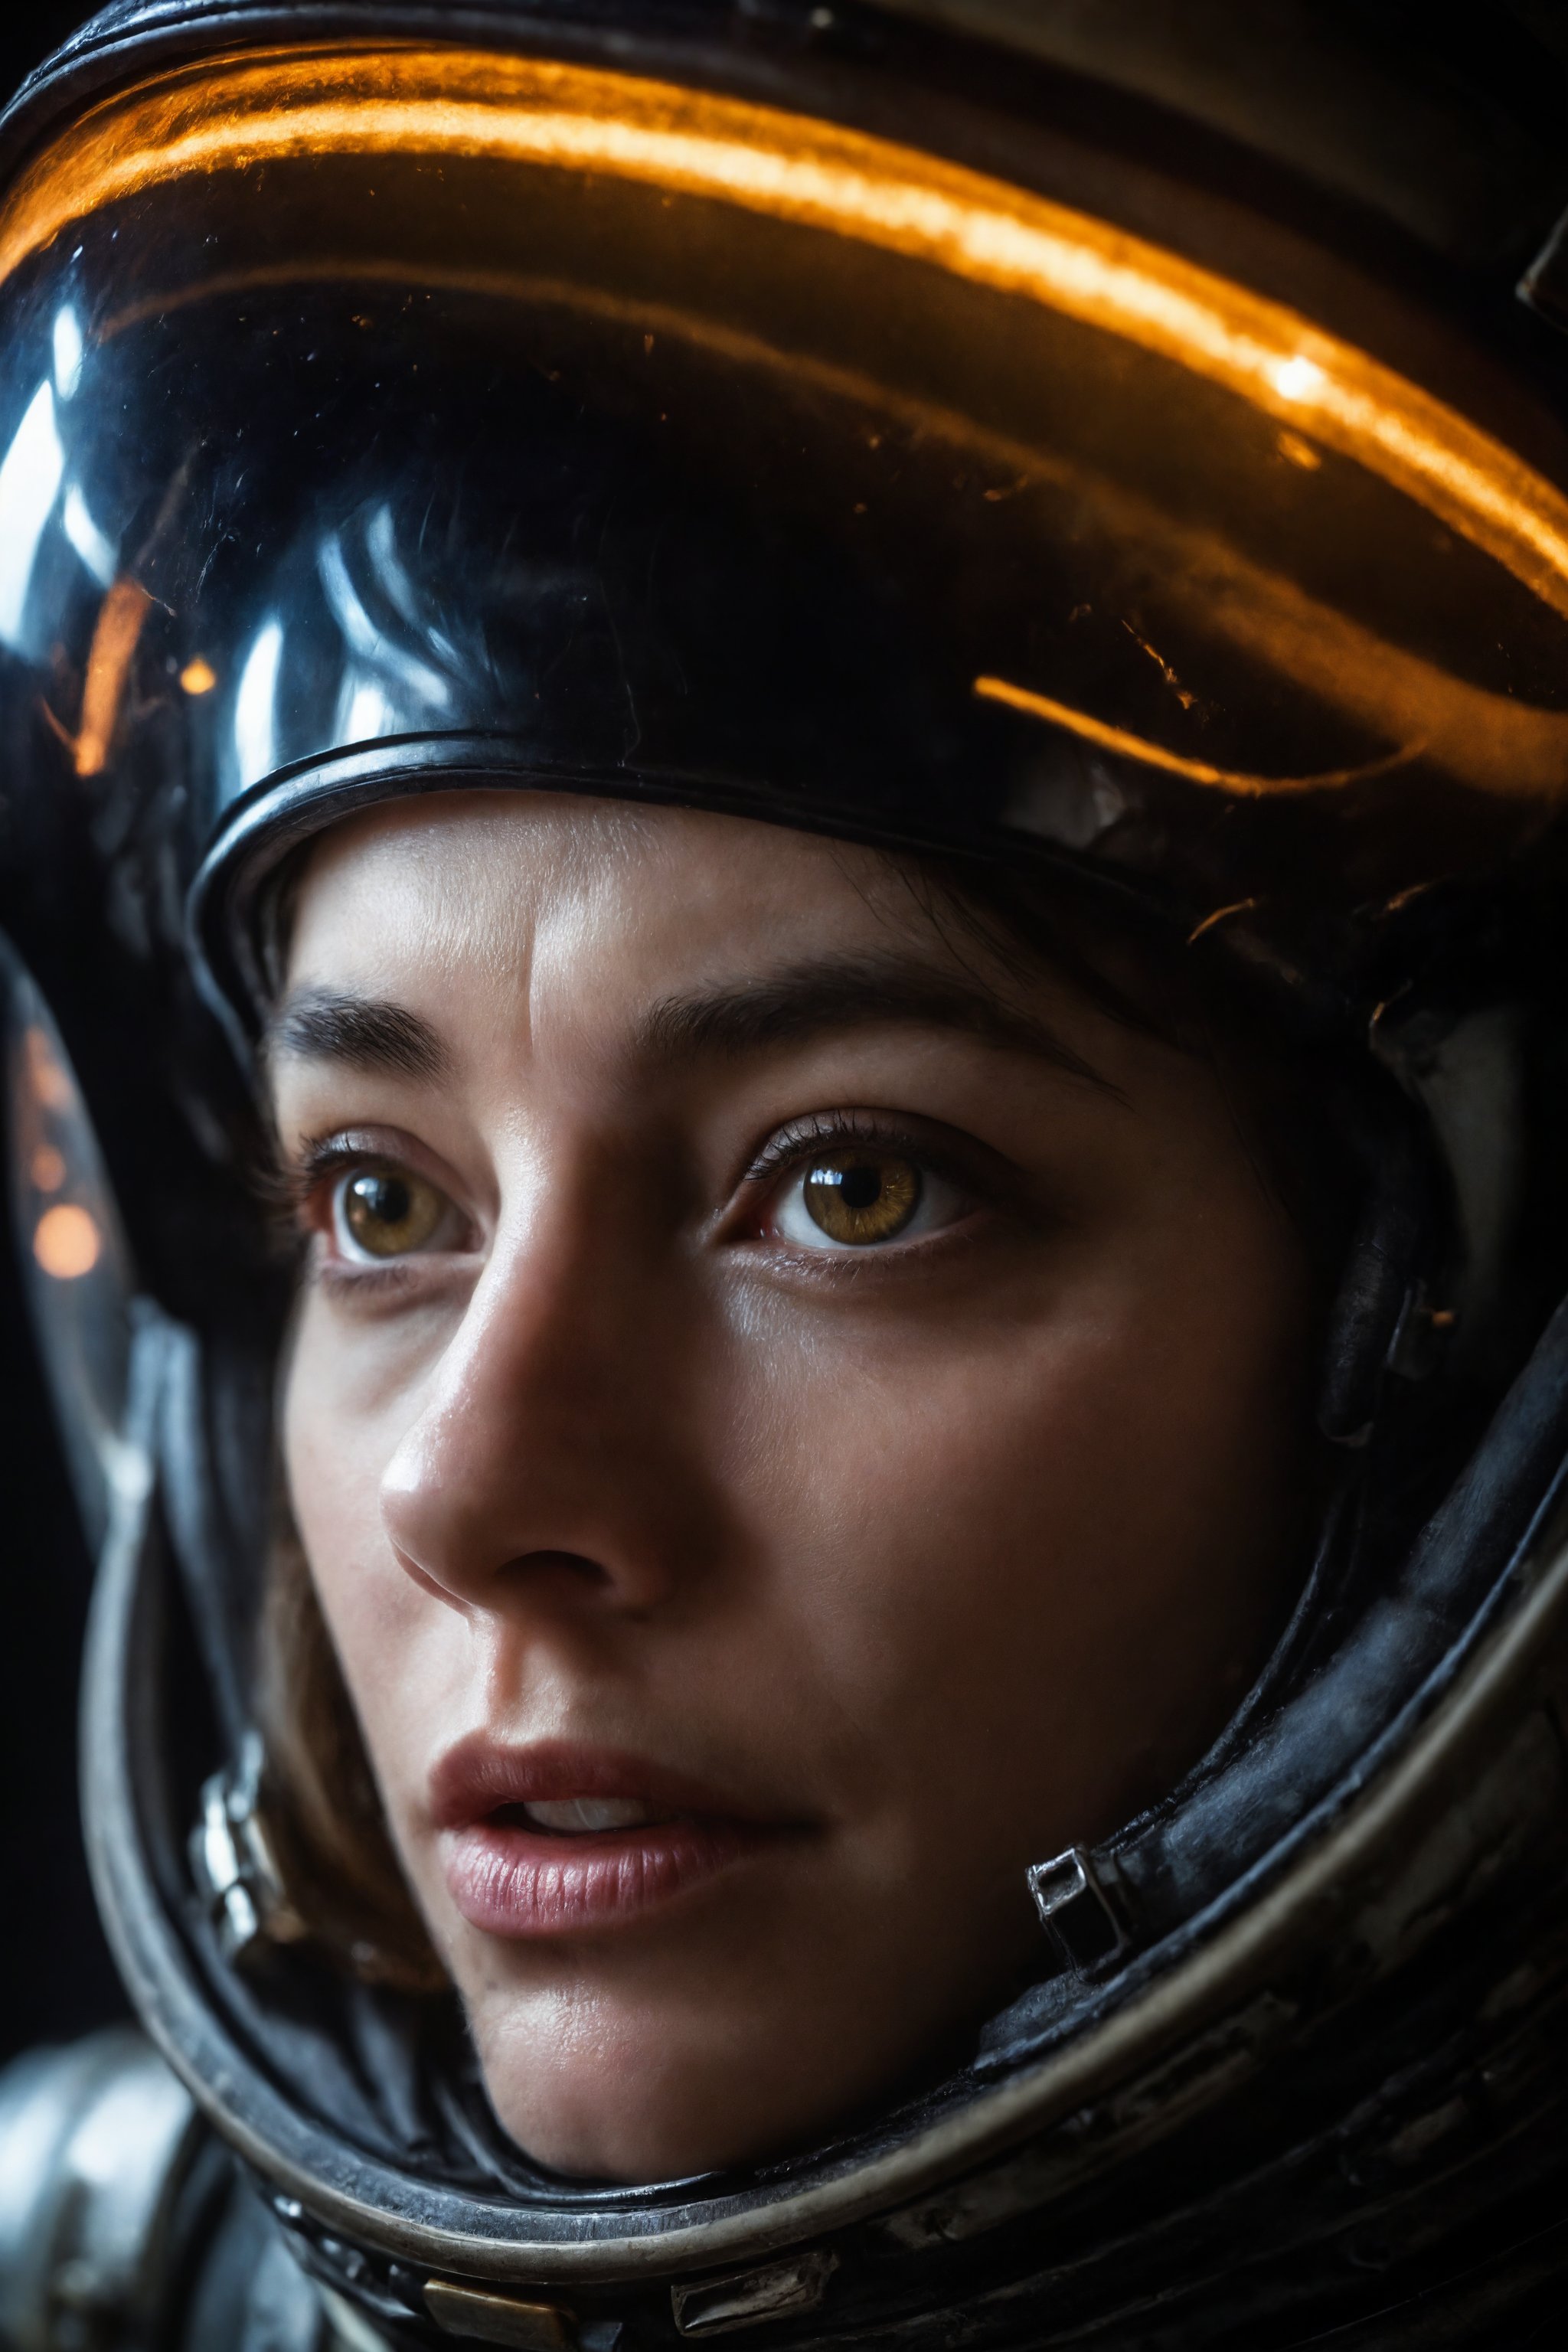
{"left": 74, "top": 578, "right": 152, "bottom": 777}
{"left": 2, "top": 50, "right": 1568, "bottom": 620}
{"left": 30, "top": 1143, "right": 67, "bottom": 1192}
{"left": 973, "top": 673, "right": 1419, "bottom": 798}
{"left": 180, "top": 657, "right": 217, "bottom": 694}
{"left": 34, "top": 1202, "right": 100, "bottom": 1279}
{"left": 1187, "top": 900, "right": 1259, "bottom": 943}
{"left": 24, "top": 1024, "right": 74, "bottom": 1112}
{"left": 1276, "top": 430, "right": 1322, "bottom": 472}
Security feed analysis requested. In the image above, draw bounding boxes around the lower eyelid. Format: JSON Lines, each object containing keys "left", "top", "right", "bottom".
{"left": 316, "top": 1234, "right": 472, "bottom": 1285}
{"left": 314, "top": 1253, "right": 416, "bottom": 1292}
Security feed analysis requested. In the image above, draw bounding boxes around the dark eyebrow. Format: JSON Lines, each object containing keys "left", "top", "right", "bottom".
{"left": 264, "top": 987, "right": 451, "bottom": 1083}
{"left": 636, "top": 952, "right": 1114, "bottom": 1090}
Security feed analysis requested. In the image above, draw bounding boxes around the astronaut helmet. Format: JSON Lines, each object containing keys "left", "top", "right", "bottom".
{"left": 3, "top": 4, "right": 1568, "bottom": 2346}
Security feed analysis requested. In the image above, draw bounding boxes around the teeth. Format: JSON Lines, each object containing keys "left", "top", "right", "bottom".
{"left": 522, "top": 1797, "right": 657, "bottom": 1834}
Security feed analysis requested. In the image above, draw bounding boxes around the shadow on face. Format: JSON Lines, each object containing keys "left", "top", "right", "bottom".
{"left": 266, "top": 790, "right": 1314, "bottom": 2181}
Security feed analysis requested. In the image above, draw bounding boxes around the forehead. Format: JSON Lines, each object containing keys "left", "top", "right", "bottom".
{"left": 285, "top": 792, "right": 930, "bottom": 996}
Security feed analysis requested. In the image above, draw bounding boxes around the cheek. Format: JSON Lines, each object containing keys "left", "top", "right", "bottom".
{"left": 280, "top": 1306, "right": 442, "bottom": 1768}
{"left": 283, "top": 1308, "right": 381, "bottom": 1583}
{"left": 727, "top": 1217, "right": 1305, "bottom": 1824}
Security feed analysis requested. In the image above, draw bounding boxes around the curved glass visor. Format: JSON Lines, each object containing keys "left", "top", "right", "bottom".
{"left": 0, "top": 45, "right": 1566, "bottom": 1031}
{"left": 2, "top": 939, "right": 136, "bottom": 1554}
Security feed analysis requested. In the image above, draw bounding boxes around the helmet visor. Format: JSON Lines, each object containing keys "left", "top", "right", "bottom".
{"left": 1, "top": 45, "right": 1566, "bottom": 1034}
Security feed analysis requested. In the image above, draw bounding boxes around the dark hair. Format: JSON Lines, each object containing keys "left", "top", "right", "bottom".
{"left": 256, "top": 1521, "right": 446, "bottom": 1990}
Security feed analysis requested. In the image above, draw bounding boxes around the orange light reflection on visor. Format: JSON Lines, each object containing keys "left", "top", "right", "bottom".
{"left": 972, "top": 675, "right": 1424, "bottom": 797}
{"left": 2, "top": 47, "right": 1568, "bottom": 629}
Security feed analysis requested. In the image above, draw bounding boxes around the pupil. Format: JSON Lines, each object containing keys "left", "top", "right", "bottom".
{"left": 838, "top": 1165, "right": 883, "bottom": 1211}
{"left": 356, "top": 1175, "right": 409, "bottom": 1226}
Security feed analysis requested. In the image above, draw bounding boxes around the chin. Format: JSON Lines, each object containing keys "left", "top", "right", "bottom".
{"left": 475, "top": 2026, "right": 780, "bottom": 2183}
{"left": 463, "top": 1978, "right": 896, "bottom": 2184}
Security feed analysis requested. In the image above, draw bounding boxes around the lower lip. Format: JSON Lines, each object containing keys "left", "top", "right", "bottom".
{"left": 442, "top": 1816, "right": 777, "bottom": 1938}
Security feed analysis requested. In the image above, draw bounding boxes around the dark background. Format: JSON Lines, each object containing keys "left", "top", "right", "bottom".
{"left": 0, "top": 3, "right": 127, "bottom": 2068}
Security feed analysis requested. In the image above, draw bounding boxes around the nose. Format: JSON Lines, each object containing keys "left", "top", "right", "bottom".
{"left": 378, "top": 1188, "right": 713, "bottom": 1621}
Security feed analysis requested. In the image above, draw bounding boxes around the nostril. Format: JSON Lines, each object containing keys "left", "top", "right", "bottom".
{"left": 384, "top": 1517, "right": 670, "bottom": 1613}
{"left": 505, "top": 1549, "right": 614, "bottom": 1589}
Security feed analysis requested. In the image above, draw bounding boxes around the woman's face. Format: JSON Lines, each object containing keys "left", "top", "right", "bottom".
{"left": 274, "top": 792, "right": 1311, "bottom": 2182}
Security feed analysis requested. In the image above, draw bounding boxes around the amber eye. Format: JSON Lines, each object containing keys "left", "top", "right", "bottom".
{"left": 336, "top": 1166, "right": 449, "bottom": 1259}
{"left": 799, "top": 1149, "right": 922, "bottom": 1246}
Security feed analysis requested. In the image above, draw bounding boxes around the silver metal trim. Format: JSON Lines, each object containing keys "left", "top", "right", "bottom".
{"left": 671, "top": 2251, "right": 839, "bottom": 2336}
{"left": 1026, "top": 1850, "right": 1090, "bottom": 1924}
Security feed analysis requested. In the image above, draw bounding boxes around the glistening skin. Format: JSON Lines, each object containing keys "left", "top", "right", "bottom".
{"left": 271, "top": 791, "right": 1312, "bottom": 2183}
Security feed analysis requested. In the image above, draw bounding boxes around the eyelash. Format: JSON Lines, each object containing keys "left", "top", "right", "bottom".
{"left": 279, "top": 1138, "right": 375, "bottom": 1225}
{"left": 742, "top": 1109, "right": 972, "bottom": 1201}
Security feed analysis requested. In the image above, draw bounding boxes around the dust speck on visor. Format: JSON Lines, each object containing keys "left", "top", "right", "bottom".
{"left": 1, "top": 5, "right": 1568, "bottom": 2350}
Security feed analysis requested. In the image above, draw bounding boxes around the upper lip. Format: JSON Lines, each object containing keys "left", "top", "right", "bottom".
{"left": 429, "top": 1734, "right": 782, "bottom": 1832}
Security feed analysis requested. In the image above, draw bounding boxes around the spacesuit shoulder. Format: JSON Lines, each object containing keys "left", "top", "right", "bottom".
{"left": 0, "top": 2027, "right": 362, "bottom": 2350}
